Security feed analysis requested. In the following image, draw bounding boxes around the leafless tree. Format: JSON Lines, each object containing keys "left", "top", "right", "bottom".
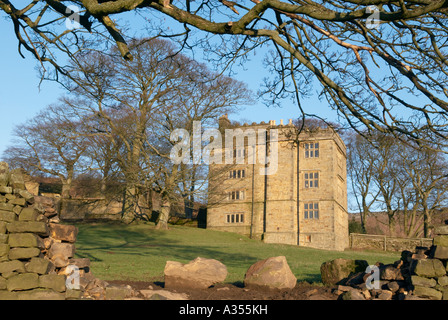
{"left": 347, "top": 130, "right": 448, "bottom": 237}
{"left": 3, "top": 1, "right": 448, "bottom": 148}
{"left": 62, "top": 38, "right": 251, "bottom": 224}
{"left": 395, "top": 139, "right": 448, "bottom": 237}
{"left": 346, "top": 131, "right": 381, "bottom": 233}
{"left": 2, "top": 103, "right": 89, "bottom": 199}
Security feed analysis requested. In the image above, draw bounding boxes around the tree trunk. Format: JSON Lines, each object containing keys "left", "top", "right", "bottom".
{"left": 122, "top": 184, "right": 137, "bottom": 224}
{"left": 156, "top": 198, "right": 170, "bottom": 229}
{"left": 156, "top": 165, "right": 178, "bottom": 229}
{"left": 60, "top": 169, "right": 73, "bottom": 219}
{"left": 360, "top": 198, "right": 369, "bottom": 234}
{"left": 423, "top": 206, "right": 431, "bottom": 238}
{"left": 61, "top": 181, "right": 71, "bottom": 199}
{"left": 100, "top": 178, "right": 107, "bottom": 198}
{"left": 184, "top": 192, "right": 195, "bottom": 219}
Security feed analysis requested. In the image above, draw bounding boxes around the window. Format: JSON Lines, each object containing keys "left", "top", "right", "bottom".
{"left": 226, "top": 213, "right": 244, "bottom": 224}
{"left": 233, "top": 148, "right": 246, "bottom": 159}
{"left": 304, "top": 142, "right": 319, "bottom": 158}
{"left": 228, "top": 190, "right": 245, "bottom": 201}
{"left": 229, "top": 169, "right": 245, "bottom": 179}
{"left": 304, "top": 172, "right": 319, "bottom": 188}
{"left": 304, "top": 202, "right": 319, "bottom": 219}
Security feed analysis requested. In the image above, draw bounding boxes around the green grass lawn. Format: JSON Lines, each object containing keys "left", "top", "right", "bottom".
{"left": 74, "top": 222, "right": 400, "bottom": 285}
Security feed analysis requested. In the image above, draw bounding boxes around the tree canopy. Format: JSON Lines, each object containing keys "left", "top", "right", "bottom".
{"left": 2, "top": 1, "right": 448, "bottom": 146}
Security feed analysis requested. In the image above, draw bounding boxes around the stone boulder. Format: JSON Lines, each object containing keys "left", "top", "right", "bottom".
{"left": 340, "top": 289, "right": 366, "bottom": 300}
{"left": 105, "top": 285, "right": 135, "bottom": 300}
{"left": 412, "top": 259, "right": 446, "bottom": 278}
{"left": 244, "top": 256, "right": 297, "bottom": 290}
{"left": 320, "top": 258, "right": 369, "bottom": 286}
{"left": 49, "top": 223, "right": 78, "bottom": 243}
{"left": 48, "top": 242, "right": 76, "bottom": 268}
{"left": 164, "top": 257, "right": 227, "bottom": 289}
{"left": 413, "top": 286, "right": 443, "bottom": 300}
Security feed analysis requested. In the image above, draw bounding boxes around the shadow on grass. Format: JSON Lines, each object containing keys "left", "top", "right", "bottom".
{"left": 74, "top": 223, "right": 261, "bottom": 272}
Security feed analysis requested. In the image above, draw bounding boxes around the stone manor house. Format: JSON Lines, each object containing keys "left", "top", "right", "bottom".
{"left": 207, "top": 115, "right": 349, "bottom": 251}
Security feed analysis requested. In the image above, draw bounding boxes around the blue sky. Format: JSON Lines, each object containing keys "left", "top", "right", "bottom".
{"left": 0, "top": 18, "right": 66, "bottom": 156}
{"left": 0, "top": 14, "right": 339, "bottom": 157}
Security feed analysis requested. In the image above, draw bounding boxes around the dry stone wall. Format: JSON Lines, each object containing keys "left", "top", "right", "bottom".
{"left": 408, "top": 225, "right": 448, "bottom": 300}
{"left": 0, "top": 162, "right": 110, "bottom": 300}
{"left": 326, "top": 224, "right": 448, "bottom": 300}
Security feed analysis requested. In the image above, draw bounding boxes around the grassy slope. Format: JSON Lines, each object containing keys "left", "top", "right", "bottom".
{"left": 74, "top": 222, "right": 400, "bottom": 284}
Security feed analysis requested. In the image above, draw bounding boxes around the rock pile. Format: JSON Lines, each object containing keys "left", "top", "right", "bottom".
{"left": 324, "top": 225, "right": 448, "bottom": 300}
{"left": 0, "top": 162, "right": 117, "bottom": 300}
{"left": 0, "top": 163, "right": 72, "bottom": 299}
{"left": 407, "top": 225, "right": 448, "bottom": 300}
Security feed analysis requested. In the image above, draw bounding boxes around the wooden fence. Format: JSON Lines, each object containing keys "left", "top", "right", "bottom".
{"left": 349, "top": 233, "right": 433, "bottom": 252}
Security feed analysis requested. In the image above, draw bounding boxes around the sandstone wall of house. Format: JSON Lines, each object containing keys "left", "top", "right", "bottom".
{"left": 207, "top": 119, "right": 349, "bottom": 251}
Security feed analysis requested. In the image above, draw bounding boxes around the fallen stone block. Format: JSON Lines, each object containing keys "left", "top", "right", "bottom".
{"left": 320, "top": 258, "right": 369, "bottom": 286}
{"left": 386, "top": 281, "right": 401, "bottom": 292}
{"left": 68, "top": 258, "right": 90, "bottom": 269}
{"left": 48, "top": 242, "right": 75, "bottom": 260}
{"left": 105, "top": 285, "right": 134, "bottom": 300}
{"left": 380, "top": 264, "right": 405, "bottom": 281}
{"left": 165, "top": 257, "right": 228, "bottom": 290}
{"left": 49, "top": 223, "right": 78, "bottom": 243}
{"left": 340, "top": 289, "right": 365, "bottom": 300}
{"left": 44, "top": 207, "right": 57, "bottom": 218}
{"left": 244, "top": 256, "right": 297, "bottom": 290}
{"left": 378, "top": 290, "right": 393, "bottom": 300}
{"left": 51, "top": 255, "right": 70, "bottom": 268}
